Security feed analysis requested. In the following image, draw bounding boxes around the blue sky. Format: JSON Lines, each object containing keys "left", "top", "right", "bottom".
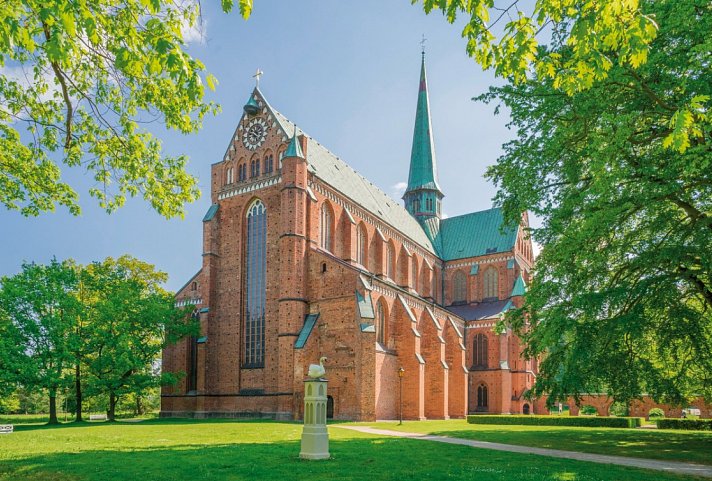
{"left": 0, "top": 0, "right": 520, "bottom": 291}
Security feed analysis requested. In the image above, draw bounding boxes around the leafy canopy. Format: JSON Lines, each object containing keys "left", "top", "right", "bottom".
{"left": 414, "top": 0, "right": 707, "bottom": 153}
{"left": 484, "top": 0, "right": 711, "bottom": 404}
{"left": 0, "top": 0, "right": 251, "bottom": 217}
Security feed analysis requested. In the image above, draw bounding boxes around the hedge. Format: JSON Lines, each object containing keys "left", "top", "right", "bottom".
{"left": 467, "top": 415, "right": 644, "bottom": 428}
{"left": 656, "top": 419, "right": 712, "bottom": 431}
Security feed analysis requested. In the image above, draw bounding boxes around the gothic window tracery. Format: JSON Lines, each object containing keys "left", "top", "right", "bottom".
{"left": 320, "top": 203, "right": 333, "bottom": 252}
{"left": 473, "top": 333, "right": 488, "bottom": 368}
{"left": 477, "top": 383, "right": 488, "bottom": 409}
{"left": 453, "top": 270, "right": 467, "bottom": 304}
{"left": 386, "top": 243, "right": 395, "bottom": 280}
{"left": 356, "top": 224, "right": 367, "bottom": 267}
{"left": 376, "top": 300, "right": 386, "bottom": 345}
{"left": 483, "top": 267, "right": 498, "bottom": 300}
{"left": 244, "top": 199, "right": 267, "bottom": 368}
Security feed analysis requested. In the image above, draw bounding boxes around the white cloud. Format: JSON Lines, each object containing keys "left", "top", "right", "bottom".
{"left": 182, "top": 17, "right": 207, "bottom": 45}
{"left": 532, "top": 240, "right": 542, "bottom": 258}
{"left": 391, "top": 181, "right": 407, "bottom": 199}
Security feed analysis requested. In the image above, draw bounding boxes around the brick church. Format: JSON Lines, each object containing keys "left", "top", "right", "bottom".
{"left": 161, "top": 55, "right": 537, "bottom": 420}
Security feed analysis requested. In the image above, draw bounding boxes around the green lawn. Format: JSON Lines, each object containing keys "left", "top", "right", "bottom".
{"left": 0, "top": 418, "right": 708, "bottom": 481}
{"left": 364, "top": 419, "right": 712, "bottom": 466}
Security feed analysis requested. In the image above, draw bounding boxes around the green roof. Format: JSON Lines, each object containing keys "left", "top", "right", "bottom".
{"left": 511, "top": 275, "right": 527, "bottom": 297}
{"left": 356, "top": 290, "right": 375, "bottom": 319}
{"left": 405, "top": 55, "right": 442, "bottom": 196}
{"left": 202, "top": 204, "right": 219, "bottom": 222}
{"left": 437, "top": 208, "right": 518, "bottom": 260}
{"left": 284, "top": 132, "right": 304, "bottom": 159}
{"left": 295, "top": 313, "right": 320, "bottom": 349}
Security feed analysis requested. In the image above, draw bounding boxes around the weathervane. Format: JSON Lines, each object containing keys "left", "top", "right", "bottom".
{"left": 253, "top": 68, "right": 264, "bottom": 88}
{"left": 420, "top": 34, "right": 427, "bottom": 57}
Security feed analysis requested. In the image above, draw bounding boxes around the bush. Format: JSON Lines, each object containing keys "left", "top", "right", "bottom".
{"left": 609, "top": 402, "right": 629, "bottom": 417}
{"left": 656, "top": 419, "right": 712, "bottom": 431}
{"left": 648, "top": 408, "right": 665, "bottom": 419}
{"left": 581, "top": 405, "right": 598, "bottom": 416}
{"left": 467, "top": 415, "right": 644, "bottom": 428}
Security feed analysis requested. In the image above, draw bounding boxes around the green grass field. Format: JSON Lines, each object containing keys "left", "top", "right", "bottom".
{"left": 0, "top": 418, "right": 709, "bottom": 481}
{"left": 365, "top": 419, "right": 712, "bottom": 466}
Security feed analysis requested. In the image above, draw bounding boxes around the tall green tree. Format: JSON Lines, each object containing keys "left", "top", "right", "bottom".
{"left": 0, "top": 0, "right": 251, "bottom": 217}
{"left": 83, "top": 256, "right": 195, "bottom": 421}
{"left": 0, "top": 259, "right": 81, "bottom": 423}
{"left": 483, "top": 0, "right": 711, "bottom": 404}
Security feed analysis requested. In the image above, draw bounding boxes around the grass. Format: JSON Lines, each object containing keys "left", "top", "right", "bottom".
{"left": 364, "top": 419, "right": 712, "bottom": 466}
{"left": 0, "top": 418, "right": 708, "bottom": 481}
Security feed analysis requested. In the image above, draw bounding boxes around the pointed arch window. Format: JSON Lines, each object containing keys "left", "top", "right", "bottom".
{"left": 483, "top": 268, "right": 498, "bottom": 300}
{"left": 477, "top": 384, "right": 488, "bottom": 410}
{"left": 356, "top": 224, "right": 367, "bottom": 267}
{"left": 264, "top": 154, "right": 274, "bottom": 174}
{"left": 375, "top": 301, "right": 386, "bottom": 345}
{"left": 453, "top": 270, "right": 467, "bottom": 304}
{"left": 226, "top": 167, "right": 234, "bottom": 185}
{"left": 244, "top": 200, "right": 267, "bottom": 368}
{"left": 473, "top": 333, "right": 488, "bottom": 368}
{"left": 320, "top": 203, "right": 333, "bottom": 252}
{"left": 411, "top": 257, "right": 418, "bottom": 290}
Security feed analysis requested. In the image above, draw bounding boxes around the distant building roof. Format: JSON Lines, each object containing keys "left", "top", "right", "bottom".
{"left": 446, "top": 299, "right": 513, "bottom": 321}
{"left": 437, "top": 208, "right": 518, "bottom": 260}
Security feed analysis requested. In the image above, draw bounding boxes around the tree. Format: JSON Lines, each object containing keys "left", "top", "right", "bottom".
{"left": 0, "top": 259, "right": 81, "bottom": 423}
{"left": 1, "top": 0, "right": 251, "bottom": 217}
{"left": 414, "top": 0, "right": 707, "bottom": 153}
{"left": 82, "top": 256, "right": 195, "bottom": 421}
{"left": 483, "top": 0, "right": 711, "bottom": 404}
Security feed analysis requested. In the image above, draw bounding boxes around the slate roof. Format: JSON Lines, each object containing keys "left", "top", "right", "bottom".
{"left": 447, "top": 299, "right": 514, "bottom": 321}
{"left": 261, "top": 90, "right": 437, "bottom": 254}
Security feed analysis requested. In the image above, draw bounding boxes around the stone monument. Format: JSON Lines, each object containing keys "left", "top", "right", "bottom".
{"left": 300, "top": 357, "right": 329, "bottom": 460}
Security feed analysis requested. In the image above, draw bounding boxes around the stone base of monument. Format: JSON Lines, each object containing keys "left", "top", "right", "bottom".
{"left": 300, "top": 378, "right": 330, "bottom": 460}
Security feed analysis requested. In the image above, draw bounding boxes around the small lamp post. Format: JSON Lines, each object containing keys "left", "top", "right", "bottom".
{"left": 398, "top": 367, "right": 405, "bottom": 425}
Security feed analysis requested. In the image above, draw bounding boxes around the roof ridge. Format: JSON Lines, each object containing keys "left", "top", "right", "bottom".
{"left": 442, "top": 206, "right": 503, "bottom": 222}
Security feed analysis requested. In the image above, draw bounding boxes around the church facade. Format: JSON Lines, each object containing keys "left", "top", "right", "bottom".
{"left": 161, "top": 56, "right": 537, "bottom": 421}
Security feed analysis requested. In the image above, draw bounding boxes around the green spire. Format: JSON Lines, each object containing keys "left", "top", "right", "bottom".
{"left": 285, "top": 129, "right": 304, "bottom": 159}
{"left": 405, "top": 54, "right": 442, "bottom": 196}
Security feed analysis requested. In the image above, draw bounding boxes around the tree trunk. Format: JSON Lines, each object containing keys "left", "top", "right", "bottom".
{"left": 136, "top": 395, "right": 143, "bottom": 416}
{"left": 48, "top": 389, "right": 59, "bottom": 424}
{"left": 108, "top": 392, "right": 117, "bottom": 422}
{"left": 75, "top": 362, "right": 83, "bottom": 422}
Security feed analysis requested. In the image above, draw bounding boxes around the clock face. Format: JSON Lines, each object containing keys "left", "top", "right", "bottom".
{"left": 243, "top": 118, "right": 269, "bottom": 150}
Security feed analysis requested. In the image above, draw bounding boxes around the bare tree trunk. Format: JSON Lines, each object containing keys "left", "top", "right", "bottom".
{"left": 48, "top": 389, "right": 59, "bottom": 424}
{"left": 75, "top": 362, "right": 83, "bottom": 422}
{"left": 108, "top": 392, "right": 117, "bottom": 422}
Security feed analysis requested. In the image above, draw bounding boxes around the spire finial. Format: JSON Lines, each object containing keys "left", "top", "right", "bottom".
{"left": 253, "top": 68, "right": 264, "bottom": 88}
{"left": 420, "top": 34, "right": 427, "bottom": 58}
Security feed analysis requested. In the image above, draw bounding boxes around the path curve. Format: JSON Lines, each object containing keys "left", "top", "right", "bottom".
{"left": 335, "top": 425, "right": 712, "bottom": 479}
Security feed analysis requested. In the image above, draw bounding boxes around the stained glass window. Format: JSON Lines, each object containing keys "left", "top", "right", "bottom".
{"left": 244, "top": 200, "right": 267, "bottom": 368}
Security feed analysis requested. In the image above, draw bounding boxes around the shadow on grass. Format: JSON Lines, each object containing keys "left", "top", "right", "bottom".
{"left": 0, "top": 435, "right": 694, "bottom": 481}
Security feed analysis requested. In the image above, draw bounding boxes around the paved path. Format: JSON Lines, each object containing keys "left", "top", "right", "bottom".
{"left": 335, "top": 425, "right": 712, "bottom": 479}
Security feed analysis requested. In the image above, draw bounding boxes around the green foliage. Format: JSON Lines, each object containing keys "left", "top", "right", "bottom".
{"left": 484, "top": 0, "right": 712, "bottom": 405}
{"left": 415, "top": 0, "right": 707, "bottom": 155}
{"left": 580, "top": 405, "right": 598, "bottom": 416}
{"left": 0, "top": 393, "right": 20, "bottom": 414}
{"left": 467, "top": 415, "right": 644, "bottom": 428}
{"left": 648, "top": 408, "right": 665, "bottom": 419}
{"left": 82, "top": 255, "right": 197, "bottom": 420}
{"left": 657, "top": 418, "right": 712, "bottom": 431}
{"left": 0, "top": 0, "right": 252, "bottom": 217}
{"left": 609, "top": 402, "right": 629, "bottom": 417}
{"left": 0, "top": 259, "right": 81, "bottom": 422}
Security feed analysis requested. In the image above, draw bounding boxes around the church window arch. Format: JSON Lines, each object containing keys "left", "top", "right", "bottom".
{"left": 226, "top": 166, "right": 234, "bottom": 185}
{"left": 375, "top": 299, "right": 386, "bottom": 345}
{"left": 320, "top": 202, "right": 333, "bottom": 252}
{"left": 238, "top": 162, "right": 247, "bottom": 181}
{"left": 477, "top": 383, "right": 488, "bottom": 410}
{"left": 473, "top": 333, "right": 488, "bottom": 368}
{"left": 386, "top": 242, "right": 395, "bottom": 280}
{"left": 244, "top": 199, "right": 267, "bottom": 368}
{"left": 356, "top": 223, "right": 367, "bottom": 267}
{"left": 453, "top": 270, "right": 467, "bottom": 304}
{"left": 483, "top": 267, "right": 498, "bottom": 300}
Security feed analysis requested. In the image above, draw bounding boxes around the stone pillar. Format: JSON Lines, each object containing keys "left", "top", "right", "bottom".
{"left": 300, "top": 379, "right": 330, "bottom": 460}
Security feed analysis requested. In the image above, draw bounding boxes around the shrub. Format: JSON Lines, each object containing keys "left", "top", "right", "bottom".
{"left": 467, "top": 415, "right": 643, "bottom": 428}
{"left": 648, "top": 408, "right": 665, "bottom": 419}
{"left": 656, "top": 419, "right": 712, "bottom": 431}
{"left": 609, "top": 402, "right": 629, "bottom": 417}
{"left": 581, "top": 405, "right": 598, "bottom": 416}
